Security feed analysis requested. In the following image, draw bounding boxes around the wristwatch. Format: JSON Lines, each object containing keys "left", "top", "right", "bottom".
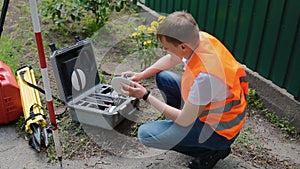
{"left": 142, "top": 90, "right": 151, "bottom": 101}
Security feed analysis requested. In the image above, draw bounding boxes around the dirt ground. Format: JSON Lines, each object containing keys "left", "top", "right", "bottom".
{"left": 1, "top": 1, "right": 300, "bottom": 169}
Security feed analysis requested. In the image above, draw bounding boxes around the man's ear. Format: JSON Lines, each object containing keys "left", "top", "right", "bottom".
{"left": 180, "top": 43, "right": 187, "bottom": 50}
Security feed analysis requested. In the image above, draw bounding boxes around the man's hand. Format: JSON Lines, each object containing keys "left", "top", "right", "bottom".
{"left": 120, "top": 81, "right": 147, "bottom": 99}
{"left": 121, "top": 71, "right": 144, "bottom": 82}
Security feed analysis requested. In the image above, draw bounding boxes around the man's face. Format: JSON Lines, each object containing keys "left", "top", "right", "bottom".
{"left": 159, "top": 36, "right": 186, "bottom": 59}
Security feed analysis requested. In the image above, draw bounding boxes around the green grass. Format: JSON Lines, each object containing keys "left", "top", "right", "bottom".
{"left": 0, "top": 2, "right": 37, "bottom": 74}
{"left": 0, "top": 35, "right": 22, "bottom": 74}
{"left": 233, "top": 128, "right": 254, "bottom": 148}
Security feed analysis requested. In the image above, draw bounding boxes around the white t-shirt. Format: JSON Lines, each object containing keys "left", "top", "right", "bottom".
{"left": 187, "top": 73, "right": 231, "bottom": 106}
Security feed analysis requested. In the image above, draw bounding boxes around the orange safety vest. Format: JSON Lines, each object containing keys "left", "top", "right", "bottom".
{"left": 181, "top": 32, "right": 249, "bottom": 140}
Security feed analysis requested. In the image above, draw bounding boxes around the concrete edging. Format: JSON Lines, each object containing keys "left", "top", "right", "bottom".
{"left": 245, "top": 66, "right": 300, "bottom": 132}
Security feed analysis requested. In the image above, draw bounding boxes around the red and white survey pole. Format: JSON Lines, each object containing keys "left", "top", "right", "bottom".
{"left": 28, "top": 0, "right": 63, "bottom": 167}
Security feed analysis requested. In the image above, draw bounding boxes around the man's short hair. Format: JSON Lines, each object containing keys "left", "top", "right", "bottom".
{"left": 157, "top": 11, "right": 200, "bottom": 46}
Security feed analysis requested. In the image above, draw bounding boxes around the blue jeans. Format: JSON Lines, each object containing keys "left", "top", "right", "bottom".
{"left": 138, "top": 70, "right": 236, "bottom": 158}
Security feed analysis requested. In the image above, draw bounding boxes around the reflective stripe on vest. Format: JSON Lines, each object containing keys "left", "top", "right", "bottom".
{"left": 212, "top": 109, "right": 246, "bottom": 131}
{"left": 200, "top": 100, "right": 241, "bottom": 117}
{"left": 181, "top": 31, "right": 248, "bottom": 140}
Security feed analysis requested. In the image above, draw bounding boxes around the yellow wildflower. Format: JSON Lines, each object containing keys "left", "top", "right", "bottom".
{"left": 150, "top": 21, "right": 159, "bottom": 28}
{"left": 147, "top": 26, "right": 157, "bottom": 33}
{"left": 143, "top": 40, "right": 152, "bottom": 46}
{"left": 137, "top": 25, "right": 147, "bottom": 32}
{"left": 131, "top": 32, "right": 138, "bottom": 37}
{"left": 158, "top": 16, "right": 166, "bottom": 23}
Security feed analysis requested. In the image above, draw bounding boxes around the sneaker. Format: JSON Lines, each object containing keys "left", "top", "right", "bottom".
{"left": 188, "top": 148, "right": 231, "bottom": 169}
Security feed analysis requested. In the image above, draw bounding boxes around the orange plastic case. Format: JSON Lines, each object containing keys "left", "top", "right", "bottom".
{"left": 0, "top": 61, "right": 22, "bottom": 124}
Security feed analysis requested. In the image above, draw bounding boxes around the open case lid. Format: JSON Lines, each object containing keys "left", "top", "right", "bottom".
{"left": 50, "top": 40, "right": 100, "bottom": 103}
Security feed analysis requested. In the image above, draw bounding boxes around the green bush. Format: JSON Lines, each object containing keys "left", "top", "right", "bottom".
{"left": 39, "top": 0, "right": 85, "bottom": 25}
{"left": 39, "top": 0, "right": 136, "bottom": 34}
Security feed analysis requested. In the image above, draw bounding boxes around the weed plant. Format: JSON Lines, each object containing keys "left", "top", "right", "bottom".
{"left": 247, "top": 88, "right": 297, "bottom": 137}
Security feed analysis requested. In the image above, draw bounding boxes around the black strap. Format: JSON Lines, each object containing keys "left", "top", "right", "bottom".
{"left": 25, "top": 103, "right": 46, "bottom": 123}
{"left": 18, "top": 68, "right": 68, "bottom": 119}
{"left": 19, "top": 70, "right": 65, "bottom": 105}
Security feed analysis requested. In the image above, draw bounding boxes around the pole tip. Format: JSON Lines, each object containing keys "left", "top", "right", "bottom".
{"left": 58, "top": 156, "right": 63, "bottom": 168}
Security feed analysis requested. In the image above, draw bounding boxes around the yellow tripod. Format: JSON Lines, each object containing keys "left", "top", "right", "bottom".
{"left": 16, "top": 65, "right": 48, "bottom": 151}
